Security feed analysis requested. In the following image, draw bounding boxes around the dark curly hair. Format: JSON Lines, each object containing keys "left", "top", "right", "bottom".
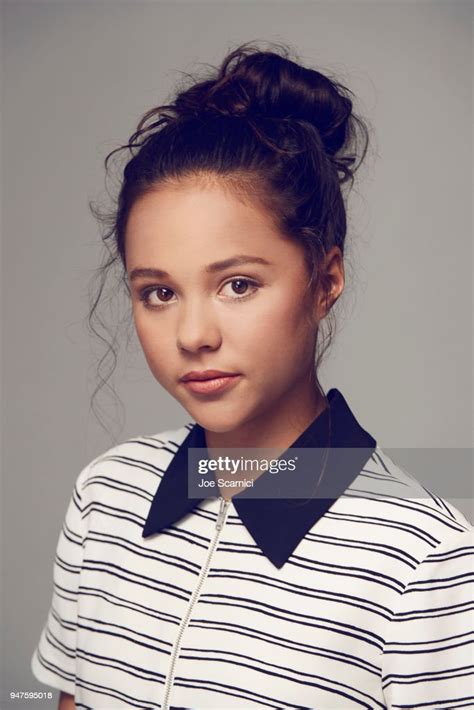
{"left": 88, "top": 40, "right": 370, "bottom": 442}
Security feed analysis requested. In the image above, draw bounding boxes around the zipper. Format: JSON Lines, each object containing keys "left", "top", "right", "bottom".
{"left": 161, "top": 495, "right": 230, "bottom": 710}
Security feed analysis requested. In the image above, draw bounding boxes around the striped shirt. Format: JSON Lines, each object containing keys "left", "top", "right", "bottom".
{"left": 31, "top": 388, "right": 474, "bottom": 709}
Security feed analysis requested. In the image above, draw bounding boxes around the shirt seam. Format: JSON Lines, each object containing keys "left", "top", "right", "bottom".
{"left": 379, "top": 525, "right": 473, "bottom": 660}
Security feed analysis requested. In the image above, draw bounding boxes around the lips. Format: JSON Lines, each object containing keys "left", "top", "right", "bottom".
{"left": 179, "top": 370, "right": 239, "bottom": 382}
{"left": 179, "top": 372, "right": 242, "bottom": 395}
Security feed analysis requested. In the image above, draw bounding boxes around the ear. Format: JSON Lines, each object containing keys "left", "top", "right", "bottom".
{"left": 313, "top": 246, "right": 345, "bottom": 322}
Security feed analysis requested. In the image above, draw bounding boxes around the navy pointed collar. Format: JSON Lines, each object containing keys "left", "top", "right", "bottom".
{"left": 142, "top": 388, "right": 376, "bottom": 568}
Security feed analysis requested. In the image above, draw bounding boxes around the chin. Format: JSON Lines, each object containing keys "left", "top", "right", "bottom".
{"left": 175, "top": 382, "right": 256, "bottom": 434}
{"left": 184, "top": 402, "right": 249, "bottom": 435}
{"left": 193, "top": 413, "right": 241, "bottom": 434}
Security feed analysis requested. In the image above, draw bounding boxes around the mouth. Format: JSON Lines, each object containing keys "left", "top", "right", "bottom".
{"left": 179, "top": 374, "right": 242, "bottom": 395}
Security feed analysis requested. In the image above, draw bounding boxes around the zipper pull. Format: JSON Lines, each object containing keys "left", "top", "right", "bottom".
{"left": 215, "top": 496, "right": 229, "bottom": 531}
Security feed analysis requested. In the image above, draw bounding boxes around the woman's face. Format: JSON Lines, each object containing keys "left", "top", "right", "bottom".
{"left": 125, "top": 177, "right": 336, "bottom": 435}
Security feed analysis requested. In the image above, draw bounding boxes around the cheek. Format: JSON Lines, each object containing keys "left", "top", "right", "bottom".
{"left": 254, "top": 291, "right": 313, "bottom": 346}
{"left": 229, "top": 295, "right": 313, "bottom": 368}
{"left": 133, "top": 313, "right": 172, "bottom": 375}
{"left": 133, "top": 312, "right": 153, "bottom": 353}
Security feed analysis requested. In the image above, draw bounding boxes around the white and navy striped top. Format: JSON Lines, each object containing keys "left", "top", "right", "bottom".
{"left": 31, "top": 388, "right": 474, "bottom": 709}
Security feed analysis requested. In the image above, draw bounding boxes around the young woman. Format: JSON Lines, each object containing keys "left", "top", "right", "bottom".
{"left": 31, "top": 43, "right": 473, "bottom": 710}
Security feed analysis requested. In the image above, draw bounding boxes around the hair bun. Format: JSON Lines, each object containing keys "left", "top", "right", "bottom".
{"left": 173, "top": 43, "right": 355, "bottom": 159}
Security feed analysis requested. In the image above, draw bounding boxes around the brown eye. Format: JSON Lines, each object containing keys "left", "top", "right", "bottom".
{"left": 231, "top": 279, "right": 249, "bottom": 294}
{"left": 157, "top": 287, "right": 173, "bottom": 301}
{"left": 219, "top": 277, "right": 260, "bottom": 300}
{"left": 138, "top": 286, "right": 176, "bottom": 308}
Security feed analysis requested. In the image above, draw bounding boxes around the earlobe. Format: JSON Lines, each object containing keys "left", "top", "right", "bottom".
{"left": 317, "top": 281, "right": 342, "bottom": 321}
{"left": 307, "top": 246, "right": 344, "bottom": 325}
{"left": 322, "top": 288, "right": 335, "bottom": 319}
{"left": 311, "top": 288, "right": 331, "bottom": 325}
{"left": 314, "top": 246, "right": 345, "bottom": 321}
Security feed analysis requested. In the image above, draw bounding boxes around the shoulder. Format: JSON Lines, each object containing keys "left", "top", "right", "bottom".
{"left": 74, "top": 421, "right": 195, "bottom": 499}
{"left": 377, "top": 450, "right": 473, "bottom": 706}
{"left": 372, "top": 446, "right": 471, "bottom": 526}
{"left": 338, "top": 445, "right": 472, "bottom": 561}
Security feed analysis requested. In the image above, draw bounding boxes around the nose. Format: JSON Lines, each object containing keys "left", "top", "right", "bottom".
{"left": 176, "top": 299, "right": 222, "bottom": 353}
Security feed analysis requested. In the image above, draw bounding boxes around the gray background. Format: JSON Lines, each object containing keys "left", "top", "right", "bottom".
{"left": 1, "top": 0, "right": 473, "bottom": 706}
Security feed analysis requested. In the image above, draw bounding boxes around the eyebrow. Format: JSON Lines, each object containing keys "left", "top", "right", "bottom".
{"left": 128, "top": 255, "right": 273, "bottom": 282}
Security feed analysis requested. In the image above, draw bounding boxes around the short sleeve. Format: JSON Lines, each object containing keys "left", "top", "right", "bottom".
{"left": 381, "top": 525, "right": 474, "bottom": 708}
{"left": 30, "top": 461, "right": 93, "bottom": 695}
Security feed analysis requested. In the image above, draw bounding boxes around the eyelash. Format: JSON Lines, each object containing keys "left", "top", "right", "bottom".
{"left": 137, "top": 277, "right": 261, "bottom": 310}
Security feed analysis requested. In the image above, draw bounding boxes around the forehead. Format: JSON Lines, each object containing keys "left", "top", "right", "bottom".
{"left": 124, "top": 179, "right": 284, "bottom": 262}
